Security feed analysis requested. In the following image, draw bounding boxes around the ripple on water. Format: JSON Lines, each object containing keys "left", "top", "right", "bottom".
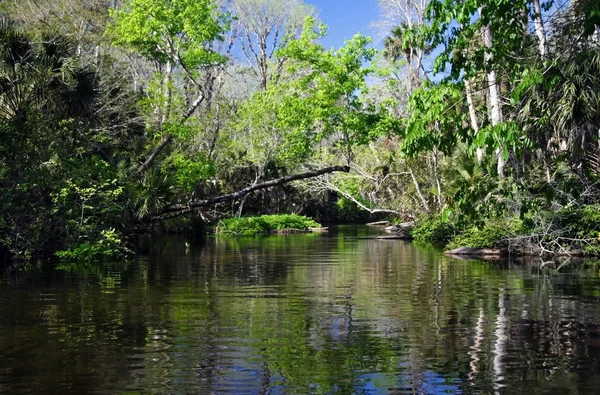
{"left": 3, "top": 228, "right": 600, "bottom": 393}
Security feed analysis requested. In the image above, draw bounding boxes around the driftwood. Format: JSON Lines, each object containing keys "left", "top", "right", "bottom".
{"left": 366, "top": 221, "right": 391, "bottom": 226}
{"left": 345, "top": 235, "right": 413, "bottom": 240}
{"left": 445, "top": 247, "right": 591, "bottom": 258}
{"left": 309, "top": 227, "right": 329, "bottom": 232}
{"left": 384, "top": 222, "right": 414, "bottom": 233}
{"left": 152, "top": 165, "right": 350, "bottom": 221}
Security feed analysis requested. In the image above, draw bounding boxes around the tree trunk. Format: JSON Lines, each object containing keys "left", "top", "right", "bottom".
{"left": 137, "top": 91, "right": 206, "bottom": 175}
{"left": 409, "top": 168, "right": 429, "bottom": 212}
{"left": 161, "top": 59, "right": 173, "bottom": 126}
{"left": 137, "top": 134, "right": 174, "bottom": 174}
{"left": 481, "top": 15, "right": 505, "bottom": 177}
{"left": 432, "top": 148, "right": 443, "bottom": 207}
{"left": 465, "top": 79, "right": 484, "bottom": 162}
{"left": 532, "top": 0, "right": 548, "bottom": 58}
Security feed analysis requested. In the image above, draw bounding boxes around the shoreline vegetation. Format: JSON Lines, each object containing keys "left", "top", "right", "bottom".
{"left": 214, "top": 214, "right": 326, "bottom": 237}
{"left": 410, "top": 210, "right": 600, "bottom": 258}
{"left": 1, "top": 0, "right": 599, "bottom": 264}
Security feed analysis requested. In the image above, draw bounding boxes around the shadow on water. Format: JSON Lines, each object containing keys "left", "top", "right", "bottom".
{"left": 2, "top": 225, "right": 600, "bottom": 393}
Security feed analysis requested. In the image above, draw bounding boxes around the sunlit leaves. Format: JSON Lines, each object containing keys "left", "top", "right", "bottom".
{"left": 274, "top": 18, "right": 380, "bottom": 159}
{"left": 108, "top": 0, "right": 229, "bottom": 70}
{"left": 403, "top": 81, "right": 468, "bottom": 156}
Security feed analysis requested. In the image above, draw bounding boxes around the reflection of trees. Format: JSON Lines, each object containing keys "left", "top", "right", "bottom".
{"left": 3, "top": 235, "right": 600, "bottom": 392}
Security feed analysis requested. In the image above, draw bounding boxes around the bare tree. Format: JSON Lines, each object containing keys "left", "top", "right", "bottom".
{"left": 374, "top": 0, "right": 430, "bottom": 91}
{"left": 231, "top": 0, "right": 315, "bottom": 90}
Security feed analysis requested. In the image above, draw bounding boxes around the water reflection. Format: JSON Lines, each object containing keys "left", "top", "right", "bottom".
{"left": 2, "top": 227, "right": 600, "bottom": 393}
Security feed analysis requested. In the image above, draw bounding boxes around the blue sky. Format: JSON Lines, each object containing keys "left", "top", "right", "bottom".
{"left": 305, "top": 0, "right": 382, "bottom": 48}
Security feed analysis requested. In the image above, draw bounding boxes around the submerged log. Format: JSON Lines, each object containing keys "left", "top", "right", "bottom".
{"left": 309, "top": 227, "right": 329, "bottom": 232}
{"left": 345, "top": 235, "right": 413, "bottom": 240}
{"left": 273, "top": 229, "right": 311, "bottom": 234}
{"left": 366, "top": 221, "right": 391, "bottom": 226}
{"left": 384, "top": 222, "right": 414, "bottom": 233}
{"left": 272, "top": 227, "right": 329, "bottom": 235}
{"left": 444, "top": 247, "right": 509, "bottom": 256}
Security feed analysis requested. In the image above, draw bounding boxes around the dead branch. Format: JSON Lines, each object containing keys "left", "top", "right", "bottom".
{"left": 310, "top": 175, "right": 402, "bottom": 216}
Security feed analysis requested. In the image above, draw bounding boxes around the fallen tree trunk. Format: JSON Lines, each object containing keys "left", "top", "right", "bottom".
{"left": 152, "top": 165, "right": 350, "bottom": 221}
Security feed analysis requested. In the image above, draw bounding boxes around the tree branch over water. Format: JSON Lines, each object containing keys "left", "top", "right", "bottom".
{"left": 152, "top": 165, "right": 351, "bottom": 221}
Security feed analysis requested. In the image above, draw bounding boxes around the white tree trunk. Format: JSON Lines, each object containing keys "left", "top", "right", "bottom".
{"left": 481, "top": 16, "right": 505, "bottom": 177}
{"left": 409, "top": 168, "right": 430, "bottom": 211}
{"left": 432, "top": 148, "right": 443, "bottom": 207}
{"left": 465, "top": 78, "right": 483, "bottom": 162}
{"left": 532, "top": 0, "right": 548, "bottom": 57}
{"left": 161, "top": 59, "right": 173, "bottom": 127}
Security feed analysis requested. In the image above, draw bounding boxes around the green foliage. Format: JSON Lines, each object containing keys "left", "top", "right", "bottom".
{"left": 412, "top": 215, "right": 455, "bottom": 244}
{"left": 334, "top": 197, "right": 359, "bottom": 217}
{"left": 442, "top": 150, "right": 505, "bottom": 228}
{"left": 403, "top": 81, "right": 468, "bottom": 156}
{"left": 273, "top": 18, "right": 383, "bottom": 159}
{"left": 0, "top": 19, "right": 122, "bottom": 258}
{"left": 166, "top": 153, "right": 216, "bottom": 192}
{"left": 56, "top": 228, "right": 130, "bottom": 263}
{"left": 580, "top": 0, "right": 600, "bottom": 38}
{"left": 557, "top": 205, "right": 600, "bottom": 240}
{"left": 216, "top": 214, "right": 321, "bottom": 236}
{"left": 446, "top": 218, "right": 524, "bottom": 250}
{"left": 108, "top": 0, "right": 229, "bottom": 69}
{"left": 424, "top": 0, "right": 531, "bottom": 79}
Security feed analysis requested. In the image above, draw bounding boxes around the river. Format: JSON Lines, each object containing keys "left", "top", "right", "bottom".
{"left": 2, "top": 225, "right": 600, "bottom": 394}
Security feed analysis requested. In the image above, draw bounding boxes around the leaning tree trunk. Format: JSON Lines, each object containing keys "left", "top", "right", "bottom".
{"left": 153, "top": 165, "right": 351, "bottom": 221}
{"left": 465, "top": 78, "right": 484, "bottom": 162}
{"left": 409, "top": 168, "right": 430, "bottom": 212}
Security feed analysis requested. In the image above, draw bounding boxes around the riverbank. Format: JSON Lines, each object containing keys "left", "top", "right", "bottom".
{"left": 409, "top": 207, "right": 600, "bottom": 258}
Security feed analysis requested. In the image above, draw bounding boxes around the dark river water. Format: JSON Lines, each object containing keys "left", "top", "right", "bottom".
{"left": 2, "top": 226, "right": 600, "bottom": 394}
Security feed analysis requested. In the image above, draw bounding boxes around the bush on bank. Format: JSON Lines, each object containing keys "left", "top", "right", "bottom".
{"left": 215, "top": 214, "right": 321, "bottom": 236}
{"left": 411, "top": 215, "right": 455, "bottom": 245}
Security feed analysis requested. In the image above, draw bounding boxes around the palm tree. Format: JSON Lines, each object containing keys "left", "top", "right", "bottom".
{"left": 0, "top": 16, "right": 101, "bottom": 256}
{"left": 383, "top": 23, "right": 432, "bottom": 91}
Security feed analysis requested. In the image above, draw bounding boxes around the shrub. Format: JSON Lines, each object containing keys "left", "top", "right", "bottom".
{"left": 446, "top": 218, "right": 524, "bottom": 250}
{"left": 56, "top": 228, "right": 130, "bottom": 263}
{"left": 538, "top": 204, "right": 600, "bottom": 254}
{"left": 412, "top": 215, "right": 455, "bottom": 244}
{"left": 216, "top": 214, "right": 321, "bottom": 236}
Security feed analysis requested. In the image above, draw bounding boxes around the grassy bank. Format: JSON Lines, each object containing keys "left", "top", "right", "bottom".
{"left": 215, "top": 214, "right": 321, "bottom": 236}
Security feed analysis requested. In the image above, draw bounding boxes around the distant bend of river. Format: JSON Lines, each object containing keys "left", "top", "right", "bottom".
{"left": 2, "top": 225, "right": 600, "bottom": 394}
